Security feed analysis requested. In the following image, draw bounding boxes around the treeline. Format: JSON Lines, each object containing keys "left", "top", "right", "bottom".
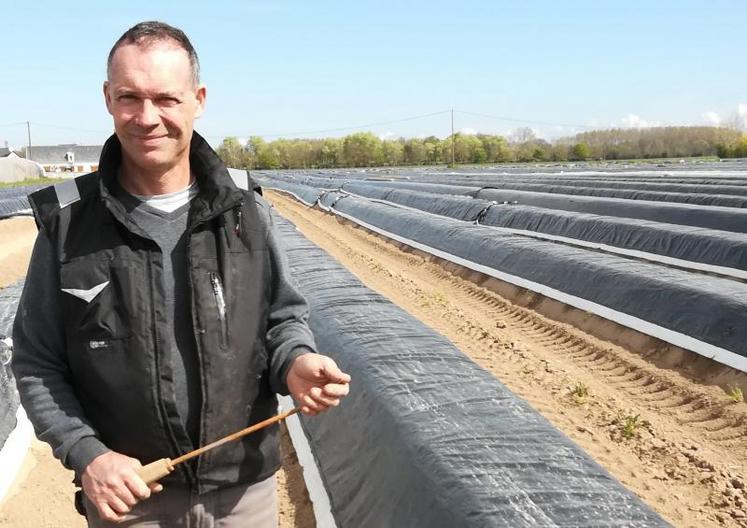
{"left": 563, "top": 126, "right": 743, "bottom": 160}
{"left": 217, "top": 126, "right": 747, "bottom": 169}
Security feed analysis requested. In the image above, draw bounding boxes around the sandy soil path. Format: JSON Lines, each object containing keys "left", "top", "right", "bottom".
{"left": 0, "top": 216, "right": 315, "bottom": 527}
{"left": 0, "top": 217, "right": 37, "bottom": 289}
{"left": 267, "top": 189, "right": 747, "bottom": 528}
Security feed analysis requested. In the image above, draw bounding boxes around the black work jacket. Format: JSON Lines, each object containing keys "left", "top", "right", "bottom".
{"left": 29, "top": 132, "right": 281, "bottom": 492}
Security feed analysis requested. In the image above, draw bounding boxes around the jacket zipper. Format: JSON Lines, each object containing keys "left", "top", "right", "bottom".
{"left": 187, "top": 201, "right": 241, "bottom": 490}
{"left": 209, "top": 272, "right": 228, "bottom": 348}
{"left": 234, "top": 203, "right": 243, "bottom": 237}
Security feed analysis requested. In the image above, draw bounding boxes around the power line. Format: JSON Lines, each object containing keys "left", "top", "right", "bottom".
{"left": 455, "top": 110, "right": 596, "bottom": 130}
{"left": 30, "top": 122, "right": 112, "bottom": 134}
{"left": 7, "top": 108, "right": 600, "bottom": 145}
{"left": 254, "top": 110, "right": 452, "bottom": 138}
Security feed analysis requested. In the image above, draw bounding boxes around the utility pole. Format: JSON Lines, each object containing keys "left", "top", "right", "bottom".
{"left": 451, "top": 108, "right": 455, "bottom": 167}
{"left": 26, "top": 121, "right": 32, "bottom": 161}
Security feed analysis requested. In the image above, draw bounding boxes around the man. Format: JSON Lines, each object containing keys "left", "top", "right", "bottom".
{"left": 12, "top": 21, "right": 350, "bottom": 526}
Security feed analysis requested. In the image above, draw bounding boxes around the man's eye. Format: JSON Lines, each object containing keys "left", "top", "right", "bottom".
{"left": 158, "top": 97, "right": 180, "bottom": 106}
{"left": 118, "top": 94, "right": 137, "bottom": 102}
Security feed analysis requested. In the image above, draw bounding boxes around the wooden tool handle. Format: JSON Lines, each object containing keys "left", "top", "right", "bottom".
{"left": 136, "top": 407, "right": 301, "bottom": 486}
{"left": 137, "top": 458, "right": 174, "bottom": 485}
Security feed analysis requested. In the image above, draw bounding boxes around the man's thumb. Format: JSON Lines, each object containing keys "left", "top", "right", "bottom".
{"left": 323, "top": 358, "right": 351, "bottom": 384}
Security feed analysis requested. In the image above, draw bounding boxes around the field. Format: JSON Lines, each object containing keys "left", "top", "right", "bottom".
{"left": 1, "top": 161, "right": 746, "bottom": 526}
{"left": 257, "top": 162, "right": 747, "bottom": 527}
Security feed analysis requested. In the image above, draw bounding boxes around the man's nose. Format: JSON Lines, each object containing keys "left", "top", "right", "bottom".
{"left": 135, "top": 99, "right": 160, "bottom": 127}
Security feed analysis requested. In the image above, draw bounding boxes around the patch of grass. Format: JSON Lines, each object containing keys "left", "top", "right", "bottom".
{"left": 726, "top": 385, "right": 744, "bottom": 403}
{"left": 0, "top": 176, "right": 65, "bottom": 189}
{"left": 570, "top": 382, "right": 590, "bottom": 404}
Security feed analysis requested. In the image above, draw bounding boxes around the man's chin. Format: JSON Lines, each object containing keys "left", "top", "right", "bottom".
{"left": 133, "top": 155, "right": 175, "bottom": 173}
{"left": 122, "top": 146, "right": 174, "bottom": 171}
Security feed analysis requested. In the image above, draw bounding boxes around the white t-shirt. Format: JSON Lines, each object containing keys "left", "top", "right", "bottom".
{"left": 130, "top": 180, "right": 199, "bottom": 212}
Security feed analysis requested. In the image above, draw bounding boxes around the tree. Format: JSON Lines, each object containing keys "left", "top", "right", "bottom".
{"left": 342, "top": 132, "right": 382, "bottom": 167}
{"left": 216, "top": 137, "right": 250, "bottom": 168}
{"left": 381, "top": 140, "right": 404, "bottom": 166}
{"left": 570, "top": 142, "right": 591, "bottom": 161}
{"left": 511, "top": 127, "right": 536, "bottom": 144}
{"left": 423, "top": 136, "right": 443, "bottom": 163}
{"left": 402, "top": 138, "right": 427, "bottom": 165}
{"left": 480, "top": 135, "right": 510, "bottom": 162}
{"left": 318, "top": 138, "right": 343, "bottom": 168}
{"left": 247, "top": 136, "right": 280, "bottom": 169}
{"left": 734, "top": 135, "right": 747, "bottom": 158}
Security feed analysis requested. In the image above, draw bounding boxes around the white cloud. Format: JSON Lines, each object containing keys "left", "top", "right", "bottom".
{"left": 378, "top": 131, "right": 395, "bottom": 140}
{"left": 621, "top": 113, "right": 659, "bottom": 128}
{"left": 459, "top": 127, "right": 477, "bottom": 135}
{"left": 702, "top": 111, "right": 721, "bottom": 126}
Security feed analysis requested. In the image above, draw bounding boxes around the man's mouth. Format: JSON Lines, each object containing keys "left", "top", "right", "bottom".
{"left": 134, "top": 134, "right": 168, "bottom": 144}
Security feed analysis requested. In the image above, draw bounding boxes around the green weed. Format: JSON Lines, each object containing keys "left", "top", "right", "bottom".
{"left": 726, "top": 385, "right": 744, "bottom": 403}
{"left": 570, "top": 382, "right": 590, "bottom": 404}
{"left": 612, "top": 413, "right": 650, "bottom": 441}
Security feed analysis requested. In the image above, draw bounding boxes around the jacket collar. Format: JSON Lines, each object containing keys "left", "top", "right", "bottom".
{"left": 97, "top": 131, "right": 244, "bottom": 226}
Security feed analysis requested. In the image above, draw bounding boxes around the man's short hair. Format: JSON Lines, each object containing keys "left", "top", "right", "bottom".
{"left": 107, "top": 21, "right": 200, "bottom": 87}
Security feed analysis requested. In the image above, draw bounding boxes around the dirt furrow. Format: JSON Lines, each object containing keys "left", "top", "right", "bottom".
{"left": 267, "top": 189, "right": 747, "bottom": 528}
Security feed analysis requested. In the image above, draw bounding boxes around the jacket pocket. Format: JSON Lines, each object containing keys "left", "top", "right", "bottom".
{"left": 60, "top": 258, "right": 137, "bottom": 340}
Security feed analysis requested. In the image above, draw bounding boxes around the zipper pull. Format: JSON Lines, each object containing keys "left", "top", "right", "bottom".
{"left": 233, "top": 204, "right": 243, "bottom": 237}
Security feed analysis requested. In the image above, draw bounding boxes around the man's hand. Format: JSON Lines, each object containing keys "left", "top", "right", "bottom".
{"left": 81, "top": 451, "right": 162, "bottom": 523}
{"left": 287, "top": 353, "right": 351, "bottom": 416}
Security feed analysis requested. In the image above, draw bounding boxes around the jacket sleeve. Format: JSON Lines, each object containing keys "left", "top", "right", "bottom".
{"left": 256, "top": 195, "right": 318, "bottom": 395}
{"left": 11, "top": 227, "right": 109, "bottom": 476}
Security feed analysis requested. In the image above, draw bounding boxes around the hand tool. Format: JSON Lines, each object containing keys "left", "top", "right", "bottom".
{"left": 137, "top": 406, "right": 301, "bottom": 485}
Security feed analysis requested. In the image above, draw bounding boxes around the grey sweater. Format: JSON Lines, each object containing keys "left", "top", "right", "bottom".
{"left": 12, "top": 190, "right": 316, "bottom": 477}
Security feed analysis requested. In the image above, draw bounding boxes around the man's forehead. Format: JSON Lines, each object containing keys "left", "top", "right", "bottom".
{"left": 110, "top": 39, "right": 190, "bottom": 65}
{"left": 108, "top": 41, "right": 193, "bottom": 87}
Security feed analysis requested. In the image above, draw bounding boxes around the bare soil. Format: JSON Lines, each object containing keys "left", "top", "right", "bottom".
{"left": 0, "top": 217, "right": 36, "bottom": 289}
{"left": 266, "top": 189, "right": 747, "bottom": 528}
{"left": 0, "top": 217, "right": 315, "bottom": 527}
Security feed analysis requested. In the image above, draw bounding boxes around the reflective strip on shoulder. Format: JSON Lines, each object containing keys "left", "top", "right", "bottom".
{"left": 227, "top": 168, "right": 249, "bottom": 190}
{"left": 54, "top": 179, "right": 81, "bottom": 208}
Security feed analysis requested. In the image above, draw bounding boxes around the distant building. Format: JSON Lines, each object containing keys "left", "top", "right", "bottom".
{"left": 0, "top": 142, "right": 20, "bottom": 158}
{"left": 25, "top": 144, "right": 103, "bottom": 175}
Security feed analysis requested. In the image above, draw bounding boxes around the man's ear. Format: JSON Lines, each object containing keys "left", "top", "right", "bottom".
{"left": 194, "top": 85, "right": 207, "bottom": 119}
{"left": 103, "top": 81, "right": 113, "bottom": 115}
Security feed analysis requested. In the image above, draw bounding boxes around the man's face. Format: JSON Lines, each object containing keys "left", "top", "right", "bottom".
{"left": 104, "top": 41, "right": 206, "bottom": 172}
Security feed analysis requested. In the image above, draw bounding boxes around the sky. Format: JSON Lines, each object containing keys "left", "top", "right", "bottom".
{"left": 1, "top": 0, "right": 746, "bottom": 148}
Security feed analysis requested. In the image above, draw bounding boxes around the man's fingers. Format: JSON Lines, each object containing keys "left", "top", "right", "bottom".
{"left": 114, "top": 484, "right": 139, "bottom": 507}
{"left": 98, "top": 503, "right": 124, "bottom": 523}
{"left": 106, "top": 494, "right": 131, "bottom": 515}
{"left": 302, "top": 393, "right": 325, "bottom": 412}
{"left": 322, "top": 364, "right": 351, "bottom": 384}
{"left": 322, "top": 383, "right": 349, "bottom": 398}
{"left": 124, "top": 473, "right": 151, "bottom": 500}
{"left": 306, "top": 386, "right": 342, "bottom": 407}
{"left": 300, "top": 404, "right": 319, "bottom": 416}
{"left": 149, "top": 483, "right": 164, "bottom": 494}
{"left": 308, "top": 393, "right": 340, "bottom": 408}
